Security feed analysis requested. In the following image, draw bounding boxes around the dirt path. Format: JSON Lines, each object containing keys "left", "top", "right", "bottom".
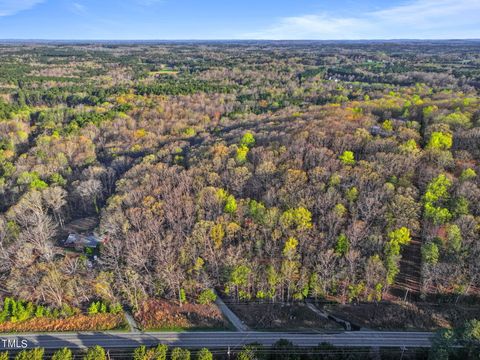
{"left": 393, "top": 238, "right": 422, "bottom": 299}
{"left": 124, "top": 311, "right": 141, "bottom": 333}
{"left": 214, "top": 292, "right": 249, "bottom": 332}
{"left": 306, "top": 302, "right": 353, "bottom": 331}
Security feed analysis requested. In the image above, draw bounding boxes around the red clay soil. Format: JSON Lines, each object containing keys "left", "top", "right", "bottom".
{"left": 134, "top": 299, "right": 229, "bottom": 330}
{"left": 0, "top": 314, "right": 125, "bottom": 333}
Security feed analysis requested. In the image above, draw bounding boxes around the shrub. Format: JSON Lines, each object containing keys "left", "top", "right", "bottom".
{"left": 88, "top": 302, "right": 100, "bottom": 315}
{"left": 179, "top": 289, "right": 187, "bottom": 305}
{"left": 197, "top": 289, "right": 217, "bottom": 305}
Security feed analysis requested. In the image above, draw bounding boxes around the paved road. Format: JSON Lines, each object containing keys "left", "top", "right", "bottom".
{"left": 0, "top": 331, "right": 434, "bottom": 350}
{"left": 214, "top": 292, "right": 249, "bottom": 332}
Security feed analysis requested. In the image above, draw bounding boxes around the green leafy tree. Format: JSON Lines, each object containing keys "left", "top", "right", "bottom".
{"left": 384, "top": 228, "right": 411, "bottom": 284}
{"left": 52, "top": 348, "right": 72, "bottom": 360}
{"left": 240, "top": 132, "right": 255, "bottom": 148}
{"left": 15, "top": 349, "right": 44, "bottom": 360}
{"left": 271, "top": 339, "right": 300, "bottom": 360}
{"left": 428, "top": 329, "right": 456, "bottom": 360}
{"left": 237, "top": 344, "right": 265, "bottom": 360}
{"left": 248, "top": 200, "right": 266, "bottom": 223}
{"left": 197, "top": 289, "right": 217, "bottom": 305}
{"left": 280, "top": 207, "right": 312, "bottom": 230}
{"left": 381, "top": 120, "right": 393, "bottom": 131}
{"left": 210, "top": 223, "right": 225, "bottom": 249}
{"left": 179, "top": 288, "right": 187, "bottom": 305}
{"left": 235, "top": 145, "right": 249, "bottom": 164}
{"left": 229, "top": 265, "right": 252, "bottom": 300}
{"left": 426, "top": 132, "right": 453, "bottom": 150}
{"left": 224, "top": 195, "right": 237, "bottom": 214}
{"left": 282, "top": 237, "right": 299, "bottom": 259}
{"left": 134, "top": 346, "right": 147, "bottom": 360}
{"left": 442, "top": 111, "right": 471, "bottom": 129}
{"left": 399, "top": 139, "right": 419, "bottom": 154}
{"left": 88, "top": 301, "right": 100, "bottom": 315}
{"left": 462, "top": 319, "right": 480, "bottom": 360}
{"left": 346, "top": 187, "right": 358, "bottom": 202}
{"left": 424, "top": 174, "right": 452, "bottom": 203}
{"left": 0, "top": 352, "right": 8, "bottom": 360}
{"left": 196, "top": 348, "right": 213, "bottom": 360}
{"left": 463, "top": 319, "right": 480, "bottom": 341}
{"left": 84, "top": 345, "right": 106, "bottom": 360}
{"left": 424, "top": 203, "right": 452, "bottom": 225}
{"left": 424, "top": 174, "right": 453, "bottom": 225}
{"left": 335, "top": 234, "right": 349, "bottom": 256}
{"left": 453, "top": 197, "right": 470, "bottom": 217}
{"left": 447, "top": 224, "right": 462, "bottom": 253}
{"left": 153, "top": 344, "right": 168, "bottom": 360}
{"left": 17, "top": 171, "right": 48, "bottom": 190}
{"left": 339, "top": 150, "right": 355, "bottom": 165}
{"left": 171, "top": 348, "right": 190, "bottom": 360}
{"left": 422, "top": 242, "right": 440, "bottom": 265}
{"left": 460, "top": 168, "right": 477, "bottom": 181}
{"left": 388, "top": 227, "right": 411, "bottom": 246}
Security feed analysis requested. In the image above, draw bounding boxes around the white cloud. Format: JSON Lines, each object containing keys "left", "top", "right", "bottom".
{"left": 245, "top": 0, "right": 480, "bottom": 39}
{"left": 0, "top": 0, "right": 45, "bottom": 16}
{"left": 72, "top": 2, "right": 86, "bottom": 14}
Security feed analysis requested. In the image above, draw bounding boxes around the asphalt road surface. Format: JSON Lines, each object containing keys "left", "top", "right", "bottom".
{"left": 0, "top": 331, "right": 434, "bottom": 350}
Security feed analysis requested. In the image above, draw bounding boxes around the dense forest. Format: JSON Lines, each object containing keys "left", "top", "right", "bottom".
{"left": 0, "top": 41, "right": 479, "bottom": 320}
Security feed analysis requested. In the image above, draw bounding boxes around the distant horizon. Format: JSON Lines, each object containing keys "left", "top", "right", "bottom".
{"left": 1, "top": 38, "right": 479, "bottom": 43}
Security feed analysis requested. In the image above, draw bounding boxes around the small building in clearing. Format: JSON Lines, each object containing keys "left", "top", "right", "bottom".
{"left": 63, "top": 233, "right": 106, "bottom": 251}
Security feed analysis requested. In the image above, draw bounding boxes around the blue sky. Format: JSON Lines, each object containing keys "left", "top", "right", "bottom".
{"left": 0, "top": 0, "right": 478, "bottom": 39}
